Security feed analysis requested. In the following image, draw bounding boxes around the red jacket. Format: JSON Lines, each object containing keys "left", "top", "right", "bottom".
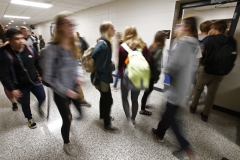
{"left": 118, "top": 45, "right": 151, "bottom": 78}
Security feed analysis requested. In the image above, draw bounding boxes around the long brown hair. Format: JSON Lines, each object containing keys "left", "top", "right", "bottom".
{"left": 51, "top": 14, "right": 81, "bottom": 59}
{"left": 182, "top": 17, "right": 198, "bottom": 38}
{"left": 0, "top": 24, "right": 6, "bottom": 43}
{"left": 123, "top": 25, "right": 144, "bottom": 49}
{"left": 149, "top": 31, "right": 166, "bottom": 53}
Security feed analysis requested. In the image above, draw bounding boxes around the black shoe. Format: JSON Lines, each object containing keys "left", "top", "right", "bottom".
{"left": 100, "top": 116, "right": 114, "bottom": 121}
{"left": 12, "top": 103, "right": 18, "bottom": 111}
{"left": 222, "top": 158, "right": 229, "bottom": 160}
{"left": 152, "top": 128, "right": 164, "bottom": 143}
{"left": 105, "top": 125, "right": 118, "bottom": 131}
{"left": 28, "top": 118, "right": 37, "bottom": 129}
{"left": 80, "top": 100, "right": 91, "bottom": 107}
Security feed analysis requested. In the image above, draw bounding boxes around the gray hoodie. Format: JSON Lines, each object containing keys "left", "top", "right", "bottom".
{"left": 166, "top": 36, "right": 199, "bottom": 106}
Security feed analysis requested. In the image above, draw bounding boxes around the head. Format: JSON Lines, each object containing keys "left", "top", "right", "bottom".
{"left": 123, "top": 25, "right": 144, "bottom": 49}
{"left": 209, "top": 20, "right": 227, "bottom": 35}
{"left": 177, "top": 17, "right": 198, "bottom": 38}
{"left": 6, "top": 28, "right": 24, "bottom": 50}
{"left": 31, "top": 32, "right": 34, "bottom": 35}
{"left": 149, "top": 31, "right": 167, "bottom": 52}
{"left": 52, "top": 13, "right": 81, "bottom": 59}
{"left": 20, "top": 26, "right": 29, "bottom": 38}
{"left": 200, "top": 21, "right": 212, "bottom": 34}
{"left": 39, "top": 35, "right": 43, "bottom": 40}
{"left": 76, "top": 32, "right": 80, "bottom": 37}
{"left": 100, "top": 21, "right": 115, "bottom": 41}
{"left": 115, "top": 32, "right": 122, "bottom": 41}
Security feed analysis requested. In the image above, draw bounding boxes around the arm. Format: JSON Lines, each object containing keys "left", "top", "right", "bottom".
{"left": 118, "top": 46, "right": 127, "bottom": 78}
{"left": 142, "top": 46, "right": 152, "bottom": 65}
{"left": 92, "top": 42, "right": 114, "bottom": 74}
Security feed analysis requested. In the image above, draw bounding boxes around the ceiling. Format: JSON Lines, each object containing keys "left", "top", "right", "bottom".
{"left": 193, "top": 1, "right": 236, "bottom": 10}
{"left": 0, "top": 0, "right": 116, "bottom": 28}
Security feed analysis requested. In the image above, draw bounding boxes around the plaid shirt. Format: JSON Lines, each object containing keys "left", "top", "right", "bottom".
{"left": 40, "top": 44, "right": 83, "bottom": 98}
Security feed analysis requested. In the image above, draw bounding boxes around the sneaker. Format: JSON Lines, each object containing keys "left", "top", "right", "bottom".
{"left": 105, "top": 125, "right": 118, "bottom": 131}
{"left": 189, "top": 106, "right": 196, "bottom": 114}
{"left": 63, "top": 143, "right": 79, "bottom": 157}
{"left": 173, "top": 147, "right": 195, "bottom": 160}
{"left": 200, "top": 112, "right": 208, "bottom": 122}
{"left": 12, "top": 103, "right": 18, "bottom": 111}
{"left": 80, "top": 100, "right": 91, "bottom": 107}
{"left": 152, "top": 128, "right": 164, "bottom": 143}
{"left": 28, "top": 119, "right": 37, "bottom": 129}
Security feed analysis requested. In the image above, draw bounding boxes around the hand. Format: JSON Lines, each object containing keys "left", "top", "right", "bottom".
{"left": 4, "top": 41, "right": 9, "bottom": 46}
{"left": 12, "top": 90, "right": 22, "bottom": 98}
{"left": 76, "top": 76, "right": 84, "bottom": 85}
{"left": 66, "top": 90, "right": 79, "bottom": 99}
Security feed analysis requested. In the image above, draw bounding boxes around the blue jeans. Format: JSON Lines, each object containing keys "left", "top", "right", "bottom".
{"left": 113, "top": 72, "right": 119, "bottom": 88}
{"left": 20, "top": 81, "right": 46, "bottom": 119}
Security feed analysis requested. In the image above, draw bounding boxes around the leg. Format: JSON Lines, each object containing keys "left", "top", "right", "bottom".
{"left": 191, "top": 67, "right": 211, "bottom": 108}
{"left": 72, "top": 98, "right": 82, "bottom": 117}
{"left": 30, "top": 82, "right": 46, "bottom": 108}
{"left": 53, "top": 92, "right": 72, "bottom": 144}
{"left": 113, "top": 74, "right": 119, "bottom": 88}
{"left": 4, "top": 87, "right": 15, "bottom": 103}
{"left": 131, "top": 90, "right": 140, "bottom": 120}
{"left": 121, "top": 80, "right": 130, "bottom": 119}
{"left": 156, "top": 102, "right": 178, "bottom": 138}
{"left": 99, "top": 90, "right": 104, "bottom": 119}
{"left": 20, "top": 86, "right": 32, "bottom": 119}
{"left": 100, "top": 86, "right": 113, "bottom": 127}
{"left": 141, "top": 78, "right": 154, "bottom": 111}
{"left": 203, "top": 76, "right": 224, "bottom": 116}
{"left": 78, "top": 85, "right": 85, "bottom": 101}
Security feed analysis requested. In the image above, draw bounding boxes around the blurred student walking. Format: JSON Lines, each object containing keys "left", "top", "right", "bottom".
{"left": 41, "top": 13, "right": 84, "bottom": 157}
{"left": 118, "top": 26, "right": 151, "bottom": 127}
{"left": 140, "top": 31, "right": 166, "bottom": 116}
{"left": 91, "top": 21, "right": 117, "bottom": 131}
{"left": 152, "top": 17, "right": 200, "bottom": 160}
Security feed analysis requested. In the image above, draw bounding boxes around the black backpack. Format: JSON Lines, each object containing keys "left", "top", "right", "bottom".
{"left": 204, "top": 36, "right": 237, "bottom": 76}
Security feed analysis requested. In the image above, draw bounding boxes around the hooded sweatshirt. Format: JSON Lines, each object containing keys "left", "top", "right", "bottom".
{"left": 166, "top": 36, "right": 200, "bottom": 106}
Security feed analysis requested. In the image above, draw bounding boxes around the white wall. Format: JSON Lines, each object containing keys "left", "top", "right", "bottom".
{"left": 35, "top": 0, "right": 178, "bottom": 89}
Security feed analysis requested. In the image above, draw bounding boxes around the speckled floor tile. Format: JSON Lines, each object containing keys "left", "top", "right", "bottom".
{"left": 0, "top": 74, "right": 239, "bottom": 160}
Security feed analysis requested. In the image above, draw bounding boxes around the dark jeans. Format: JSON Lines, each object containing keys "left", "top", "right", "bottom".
{"left": 141, "top": 78, "right": 155, "bottom": 110}
{"left": 98, "top": 86, "right": 113, "bottom": 127}
{"left": 53, "top": 92, "right": 82, "bottom": 144}
{"left": 20, "top": 81, "right": 46, "bottom": 119}
{"left": 121, "top": 80, "right": 140, "bottom": 120}
{"left": 156, "top": 102, "right": 190, "bottom": 149}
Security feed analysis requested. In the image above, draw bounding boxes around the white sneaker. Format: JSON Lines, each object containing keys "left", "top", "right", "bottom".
{"left": 63, "top": 143, "right": 79, "bottom": 157}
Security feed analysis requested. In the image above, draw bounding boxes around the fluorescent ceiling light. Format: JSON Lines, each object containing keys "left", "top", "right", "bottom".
{"left": 4, "top": 15, "right": 30, "bottom": 19}
{"left": 16, "top": 26, "right": 18, "bottom": 27}
{"left": 9, "top": 23, "right": 11, "bottom": 24}
{"left": 11, "top": 0, "right": 52, "bottom": 8}
{"left": 11, "top": 20, "right": 14, "bottom": 22}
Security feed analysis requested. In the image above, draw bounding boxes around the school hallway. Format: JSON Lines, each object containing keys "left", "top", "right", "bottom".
{"left": 0, "top": 75, "right": 239, "bottom": 160}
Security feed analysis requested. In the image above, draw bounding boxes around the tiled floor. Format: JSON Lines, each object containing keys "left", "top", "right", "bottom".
{"left": 0, "top": 75, "right": 239, "bottom": 160}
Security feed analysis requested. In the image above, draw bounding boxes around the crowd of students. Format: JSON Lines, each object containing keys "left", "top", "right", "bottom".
{"left": 0, "top": 12, "right": 237, "bottom": 160}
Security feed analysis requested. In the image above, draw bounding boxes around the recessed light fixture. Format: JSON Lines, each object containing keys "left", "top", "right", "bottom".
{"left": 11, "top": 0, "right": 52, "bottom": 8}
{"left": 11, "top": 20, "right": 14, "bottom": 22}
{"left": 4, "top": 15, "right": 30, "bottom": 19}
{"left": 9, "top": 23, "right": 11, "bottom": 24}
{"left": 23, "top": 22, "right": 26, "bottom": 24}
{"left": 16, "top": 26, "right": 18, "bottom": 27}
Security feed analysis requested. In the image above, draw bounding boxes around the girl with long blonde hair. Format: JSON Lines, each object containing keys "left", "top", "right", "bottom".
{"left": 91, "top": 21, "right": 117, "bottom": 131}
{"left": 41, "top": 13, "right": 84, "bottom": 157}
{"left": 118, "top": 25, "right": 151, "bottom": 127}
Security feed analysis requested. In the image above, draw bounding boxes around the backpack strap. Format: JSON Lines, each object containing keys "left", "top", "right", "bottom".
{"left": 4, "top": 49, "right": 18, "bottom": 84}
{"left": 121, "top": 43, "right": 132, "bottom": 53}
{"left": 25, "top": 45, "right": 35, "bottom": 60}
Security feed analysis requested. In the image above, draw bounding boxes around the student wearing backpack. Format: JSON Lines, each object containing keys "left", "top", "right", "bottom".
{"left": 40, "top": 13, "right": 84, "bottom": 157}
{"left": 0, "top": 24, "right": 19, "bottom": 111}
{"left": 118, "top": 26, "right": 151, "bottom": 127}
{"left": 39, "top": 35, "right": 45, "bottom": 50}
{"left": 76, "top": 32, "right": 89, "bottom": 52}
{"left": 140, "top": 31, "right": 167, "bottom": 116}
{"left": 152, "top": 17, "right": 199, "bottom": 160}
{"left": 90, "top": 21, "right": 117, "bottom": 131}
{"left": 0, "top": 28, "right": 46, "bottom": 129}
{"left": 20, "top": 26, "right": 39, "bottom": 53}
{"left": 190, "top": 20, "right": 237, "bottom": 122}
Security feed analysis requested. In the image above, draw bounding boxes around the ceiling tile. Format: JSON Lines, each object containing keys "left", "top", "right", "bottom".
{"left": 61, "top": 0, "right": 87, "bottom": 5}
{"left": 79, "top": 1, "right": 99, "bottom": 7}
{"left": 90, "top": 0, "right": 113, "bottom": 4}
{"left": 56, "top": 2, "right": 75, "bottom": 8}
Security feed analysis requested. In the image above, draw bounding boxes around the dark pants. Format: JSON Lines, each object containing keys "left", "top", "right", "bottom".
{"left": 156, "top": 102, "right": 189, "bottom": 149}
{"left": 98, "top": 86, "right": 113, "bottom": 127}
{"left": 113, "top": 72, "right": 119, "bottom": 88}
{"left": 141, "top": 78, "right": 155, "bottom": 110}
{"left": 53, "top": 92, "right": 82, "bottom": 144}
{"left": 20, "top": 81, "right": 46, "bottom": 119}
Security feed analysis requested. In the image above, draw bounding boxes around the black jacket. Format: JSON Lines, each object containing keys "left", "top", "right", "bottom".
{"left": 0, "top": 44, "right": 41, "bottom": 91}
